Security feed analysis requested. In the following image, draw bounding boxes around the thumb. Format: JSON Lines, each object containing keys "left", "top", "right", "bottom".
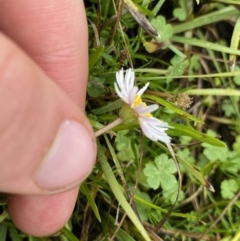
{"left": 0, "top": 33, "right": 96, "bottom": 195}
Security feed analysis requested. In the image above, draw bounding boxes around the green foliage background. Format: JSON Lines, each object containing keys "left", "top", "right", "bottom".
{"left": 1, "top": 0, "right": 240, "bottom": 240}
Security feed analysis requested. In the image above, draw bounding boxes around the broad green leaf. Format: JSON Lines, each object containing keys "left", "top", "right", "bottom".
{"left": 221, "top": 179, "right": 238, "bottom": 199}
{"left": 143, "top": 94, "right": 202, "bottom": 123}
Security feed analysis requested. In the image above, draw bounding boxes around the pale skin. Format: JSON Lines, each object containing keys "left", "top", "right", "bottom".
{"left": 0, "top": 0, "right": 96, "bottom": 237}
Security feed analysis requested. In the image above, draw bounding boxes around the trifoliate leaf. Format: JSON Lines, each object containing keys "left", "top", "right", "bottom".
{"left": 222, "top": 99, "right": 236, "bottom": 117}
{"left": 151, "top": 16, "right": 173, "bottom": 41}
{"left": 221, "top": 179, "right": 238, "bottom": 199}
{"left": 115, "top": 132, "right": 135, "bottom": 161}
{"left": 201, "top": 130, "right": 228, "bottom": 162}
{"left": 155, "top": 154, "right": 176, "bottom": 174}
{"left": 143, "top": 163, "right": 161, "bottom": 190}
{"left": 202, "top": 143, "right": 228, "bottom": 162}
{"left": 163, "top": 184, "right": 184, "bottom": 204}
{"left": 188, "top": 55, "right": 200, "bottom": 80}
{"left": 168, "top": 55, "right": 189, "bottom": 82}
{"left": 220, "top": 151, "right": 240, "bottom": 174}
{"left": 143, "top": 154, "right": 177, "bottom": 191}
{"left": 173, "top": 0, "right": 187, "bottom": 22}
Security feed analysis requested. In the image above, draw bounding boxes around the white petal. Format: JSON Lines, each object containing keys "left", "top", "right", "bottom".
{"left": 134, "top": 104, "right": 146, "bottom": 113}
{"left": 125, "top": 69, "right": 134, "bottom": 93}
{"left": 137, "top": 104, "right": 159, "bottom": 114}
{"left": 129, "top": 86, "right": 139, "bottom": 106}
{"left": 140, "top": 116, "right": 170, "bottom": 128}
{"left": 139, "top": 118, "right": 171, "bottom": 143}
{"left": 137, "top": 82, "right": 149, "bottom": 96}
{"left": 128, "top": 69, "right": 135, "bottom": 93}
{"left": 114, "top": 82, "right": 127, "bottom": 102}
{"left": 116, "top": 68, "right": 125, "bottom": 90}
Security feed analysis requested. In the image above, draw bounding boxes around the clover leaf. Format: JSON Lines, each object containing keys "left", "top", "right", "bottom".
{"left": 115, "top": 131, "right": 135, "bottom": 161}
{"left": 222, "top": 99, "right": 236, "bottom": 117}
{"left": 221, "top": 179, "right": 239, "bottom": 199}
{"left": 143, "top": 154, "right": 177, "bottom": 190}
{"left": 220, "top": 151, "right": 240, "bottom": 174}
{"left": 163, "top": 183, "right": 184, "bottom": 204}
{"left": 151, "top": 16, "right": 173, "bottom": 41}
{"left": 173, "top": 0, "right": 187, "bottom": 21}
{"left": 167, "top": 55, "right": 189, "bottom": 82}
{"left": 201, "top": 130, "right": 228, "bottom": 162}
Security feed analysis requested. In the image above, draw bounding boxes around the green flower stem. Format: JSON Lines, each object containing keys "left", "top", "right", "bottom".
{"left": 98, "top": 147, "right": 151, "bottom": 241}
{"left": 94, "top": 118, "right": 123, "bottom": 137}
{"left": 171, "top": 35, "right": 240, "bottom": 56}
{"left": 168, "top": 44, "right": 186, "bottom": 59}
{"left": 185, "top": 88, "right": 240, "bottom": 96}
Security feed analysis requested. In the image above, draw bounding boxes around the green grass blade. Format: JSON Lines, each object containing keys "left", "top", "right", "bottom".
{"left": 172, "top": 6, "right": 239, "bottom": 34}
{"left": 80, "top": 183, "right": 101, "bottom": 222}
{"left": 171, "top": 35, "right": 240, "bottom": 56}
{"left": 98, "top": 145, "right": 151, "bottom": 241}
{"left": 185, "top": 88, "right": 240, "bottom": 96}
{"left": 89, "top": 46, "right": 105, "bottom": 70}
{"left": 92, "top": 99, "right": 123, "bottom": 115}
{"left": 144, "top": 94, "right": 203, "bottom": 123}
{"left": 168, "top": 122, "right": 226, "bottom": 147}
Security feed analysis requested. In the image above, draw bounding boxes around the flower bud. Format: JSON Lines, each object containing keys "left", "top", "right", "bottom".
{"left": 119, "top": 104, "right": 138, "bottom": 125}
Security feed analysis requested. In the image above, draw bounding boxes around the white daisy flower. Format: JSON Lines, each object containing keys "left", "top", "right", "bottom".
{"left": 114, "top": 68, "right": 171, "bottom": 143}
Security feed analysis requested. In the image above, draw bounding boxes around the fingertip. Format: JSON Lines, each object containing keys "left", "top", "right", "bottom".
{"left": 8, "top": 188, "right": 79, "bottom": 237}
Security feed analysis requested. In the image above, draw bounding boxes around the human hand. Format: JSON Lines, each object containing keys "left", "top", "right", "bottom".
{"left": 0, "top": 0, "right": 96, "bottom": 236}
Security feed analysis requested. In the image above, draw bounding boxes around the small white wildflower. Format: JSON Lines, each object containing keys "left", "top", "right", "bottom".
{"left": 114, "top": 68, "right": 171, "bottom": 143}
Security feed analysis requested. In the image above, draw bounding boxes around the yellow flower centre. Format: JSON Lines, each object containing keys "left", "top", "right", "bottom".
{"left": 133, "top": 95, "right": 152, "bottom": 118}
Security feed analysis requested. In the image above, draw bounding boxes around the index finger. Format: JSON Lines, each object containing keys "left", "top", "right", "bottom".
{"left": 0, "top": 0, "right": 88, "bottom": 107}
